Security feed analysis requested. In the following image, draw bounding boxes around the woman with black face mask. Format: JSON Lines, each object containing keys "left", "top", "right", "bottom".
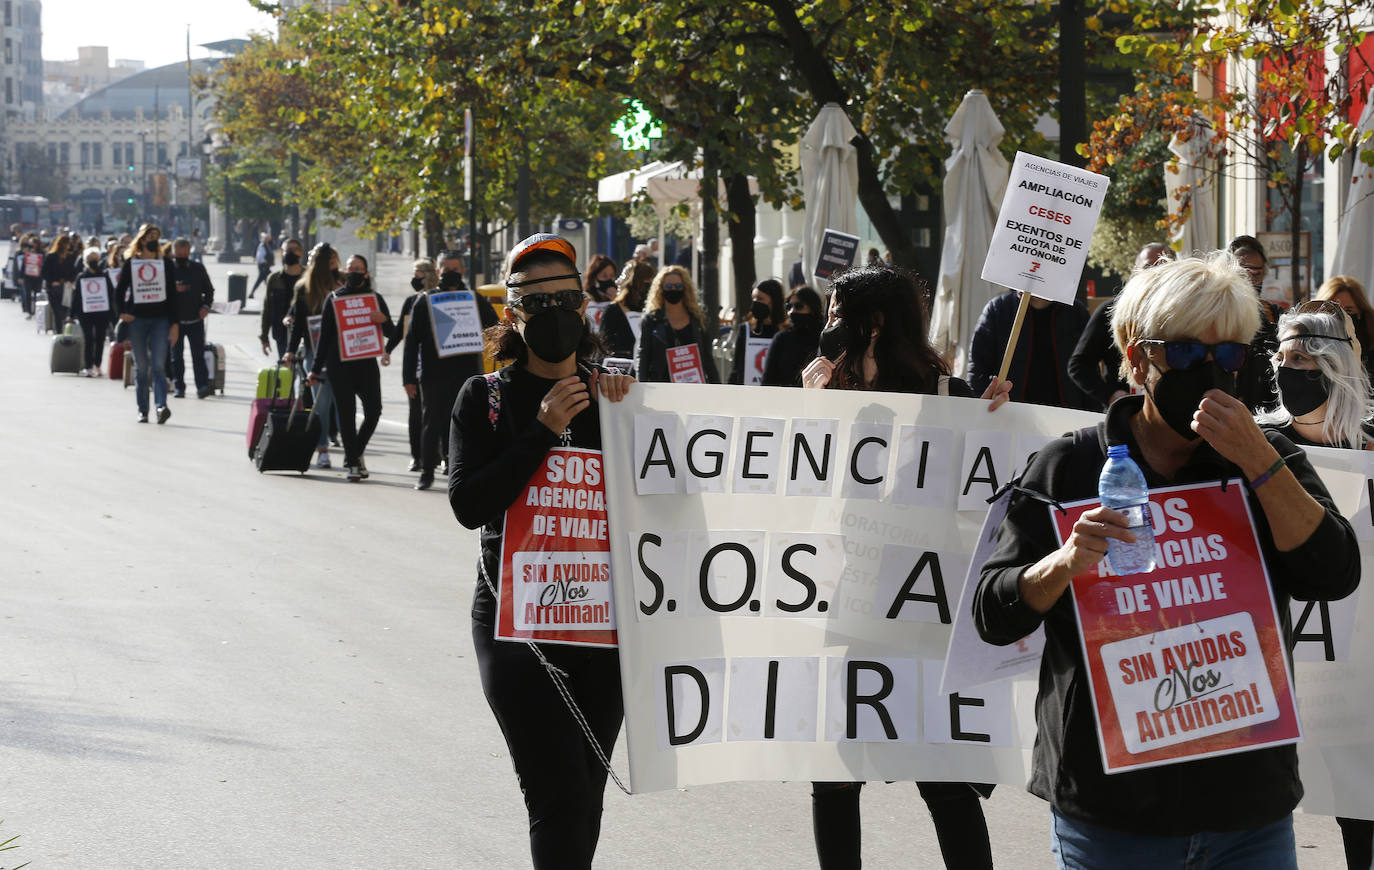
{"left": 598, "top": 259, "right": 654, "bottom": 361}
{"left": 1316, "top": 274, "right": 1374, "bottom": 389}
{"left": 974, "top": 253, "right": 1360, "bottom": 869}
{"left": 633, "top": 265, "right": 721, "bottom": 383}
{"left": 307, "top": 254, "right": 395, "bottom": 482}
{"left": 761, "top": 286, "right": 824, "bottom": 387}
{"left": 729, "top": 278, "right": 785, "bottom": 385}
{"left": 115, "top": 224, "right": 179, "bottom": 424}
{"left": 393, "top": 258, "right": 438, "bottom": 472}
{"left": 448, "top": 234, "right": 633, "bottom": 870}
{"left": 799, "top": 266, "right": 1008, "bottom": 870}
{"left": 582, "top": 253, "right": 618, "bottom": 303}
{"left": 260, "top": 239, "right": 304, "bottom": 361}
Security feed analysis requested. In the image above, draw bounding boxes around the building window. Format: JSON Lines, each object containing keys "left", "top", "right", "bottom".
{"left": 156, "top": 143, "right": 167, "bottom": 166}
{"left": 142, "top": 141, "right": 152, "bottom": 166}
{"left": 126, "top": 141, "right": 135, "bottom": 167}
{"left": 59, "top": 142, "right": 69, "bottom": 166}
{"left": 80, "top": 142, "right": 89, "bottom": 168}
{"left": 46, "top": 143, "right": 55, "bottom": 164}
{"left": 112, "top": 143, "right": 121, "bottom": 166}
{"left": 3, "top": 2, "right": 9, "bottom": 27}
{"left": 4, "top": 39, "right": 11, "bottom": 65}
{"left": 4, "top": 78, "right": 10, "bottom": 106}
{"left": 93, "top": 142, "right": 102, "bottom": 166}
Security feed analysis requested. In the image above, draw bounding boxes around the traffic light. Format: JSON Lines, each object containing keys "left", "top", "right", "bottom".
{"left": 126, "top": 196, "right": 134, "bottom": 205}
{"left": 127, "top": 164, "right": 134, "bottom": 172}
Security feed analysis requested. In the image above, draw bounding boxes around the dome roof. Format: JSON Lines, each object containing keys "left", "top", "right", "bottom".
{"left": 57, "top": 57, "right": 223, "bottom": 121}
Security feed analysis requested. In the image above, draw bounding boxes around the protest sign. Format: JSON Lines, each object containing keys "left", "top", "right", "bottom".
{"left": 497, "top": 447, "right": 616, "bottom": 647}
{"left": 23, "top": 252, "right": 41, "bottom": 277}
{"left": 666, "top": 344, "right": 706, "bottom": 384}
{"left": 131, "top": 259, "right": 167, "bottom": 305}
{"left": 428, "top": 290, "right": 485, "bottom": 358}
{"left": 813, "top": 229, "right": 861, "bottom": 281}
{"left": 1051, "top": 480, "right": 1301, "bottom": 774}
{"left": 307, "top": 315, "right": 323, "bottom": 353}
{"left": 587, "top": 301, "right": 611, "bottom": 332}
{"left": 333, "top": 294, "right": 384, "bottom": 361}
{"left": 742, "top": 325, "right": 771, "bottom": 386}
{"left": 79, "top": 277, "right": 109, "bottom": 313}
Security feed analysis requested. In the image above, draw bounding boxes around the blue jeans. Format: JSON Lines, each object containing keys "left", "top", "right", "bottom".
{"left": 1050, "top": 809, "right": 1297, "bottom": 870}
{"left": 302, "top": 345, "right": 335, "bottom": 451}
{"left": 171, "top": 318, "right": 209, "bottom": 392}
{"left": 127, "top": 316, "right": 171, "bottom": 415}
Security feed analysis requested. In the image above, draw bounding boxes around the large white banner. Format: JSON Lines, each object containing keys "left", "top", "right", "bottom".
{"left": 601, "top": 385, "right": 1374, "bottom": 822}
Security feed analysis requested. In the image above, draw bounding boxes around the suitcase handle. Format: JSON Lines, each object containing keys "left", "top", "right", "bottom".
{"left": 287, "top": 361, "right": 320, "bottom": 431}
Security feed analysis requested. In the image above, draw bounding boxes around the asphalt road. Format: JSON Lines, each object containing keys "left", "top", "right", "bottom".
{"left": 0, "top": 253, "right": 1350, "bottom": 868}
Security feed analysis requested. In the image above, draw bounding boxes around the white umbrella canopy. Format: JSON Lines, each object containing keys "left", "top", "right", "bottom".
{"left": 1331, "top": 101, "right": 1374, "bottom": 294}
{"left": 927, "top": 89, "right": 1009, "bottom": 376}
{"left": 801, "top": 103, "right": 859, "bottom": 286}
{"left": 1165, "top": 121, "right": 1217, "bottom": 256}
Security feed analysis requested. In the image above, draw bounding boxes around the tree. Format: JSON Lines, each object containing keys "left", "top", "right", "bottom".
{"left": 13, "top": 143, "right": 69, "bottom": 203}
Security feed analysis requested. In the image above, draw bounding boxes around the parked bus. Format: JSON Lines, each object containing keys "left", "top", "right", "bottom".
{"left": 0, "top": 195, "right": 51, "bottom": 236}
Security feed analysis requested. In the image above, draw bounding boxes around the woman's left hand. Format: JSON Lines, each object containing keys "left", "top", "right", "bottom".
{"left": 590, "top": 369, "right": 635, "bottom": 403}
{"left": 1192, "top": 389, "right": 1276, "bottom": 476}
{"left": 380, "top": 352, "right": 391, "bottom": 367}
{"left": 980, "top": 377, "right": 1013, "bottom": 412}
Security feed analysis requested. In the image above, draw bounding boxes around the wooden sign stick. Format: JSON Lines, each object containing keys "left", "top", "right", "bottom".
{"left": 996, "top": 291, "right": 1032, "bottom": 385}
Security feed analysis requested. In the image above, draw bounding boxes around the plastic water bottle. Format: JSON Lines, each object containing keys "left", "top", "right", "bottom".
{"left": 1098, "top": 444, "right": 1156, "bottom": 575}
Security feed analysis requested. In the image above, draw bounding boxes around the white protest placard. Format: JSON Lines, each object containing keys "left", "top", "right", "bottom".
{"left": 131, "top": 259, "right": 167, "bottom": 305}
{"left": 429, "top": 290, "right": 484, "bottom": 358}
{"left": 981, "top": 152, "right": 1108, "bottom": 304}
{"left": 23, "top": 252, "right": 41, "bottom": 277}
{"left": 79, "top": 277, "right": 109, "bottom": 313}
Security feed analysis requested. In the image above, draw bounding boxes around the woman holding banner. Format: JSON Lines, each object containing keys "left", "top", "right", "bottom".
{"left": 308, "top": 254, "right": 394, "bottom": 483}
{"left": 974, "top": 253, "right": 1360, "bottom": 869}
{"left": 116, "top": 225, "right": 179, "bottom": 424}
{"left": 634, "top": 265, "right": 721, "bottom": 384}
{"left": 449, "top": 233, "right": 633, "bottom": 870}
{"left": 283, "top": 244, "right": 343, "bottom": 469}
{"left": 801, "top": 265, "right": 1010, "bottom": 870}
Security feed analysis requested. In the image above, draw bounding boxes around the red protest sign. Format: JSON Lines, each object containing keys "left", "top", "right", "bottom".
{"left": 1050, "top": 479, "right": 1300, "bottom": 774}
{"left": 666, "top": 344, "right": 706, "bottom": 384}
{"left": 23, "top": 253, "right": 41, "bottom": 277}
{"left": 333, "top": 293, "right": 384, "bottom": 361}
{"left": 497, "top": 447, "right": 616, "bottom": 647}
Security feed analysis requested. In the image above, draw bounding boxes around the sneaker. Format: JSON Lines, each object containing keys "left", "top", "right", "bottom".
{"left": 345, "top": 464, "right": 362, "bottom": 482}
{"left": 414, "top": 471, "right": 434, "bottom": 491}
{"left": 173, "top": 389, "right": 186, "bottom": 398}
{"left": 407, "top": 458, "right": 420, "bottom": 472}
{"left": 197, "top": 388, "right": 213, "bottom": 399}
{"left": 137, "top": 411, "right": 149, "bottom": 423}
{"left": 357, "top": 458, "right": 369, "bottom": 479}
{"left": 156, "top": 405, "right": 171, "bottom": 424}
{"left": 316, "top": 451, "right": 332, "bottom": 469}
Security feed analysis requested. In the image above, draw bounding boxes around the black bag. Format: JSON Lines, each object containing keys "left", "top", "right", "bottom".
{"left": 253, "top": 370, "right": 320, "bottom": 473}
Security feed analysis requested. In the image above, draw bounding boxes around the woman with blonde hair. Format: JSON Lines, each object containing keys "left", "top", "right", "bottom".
{"left": 633, "top": 265, "right": 721, "bottom": 383}
{"left": 1316, "top": 274, "right": 1374, "bottom": 384}
{"left": 115, "top": 224, "right": 178, "bottom": 423}
{"left": 598, "top": 259, "right": 654, "bottom": 360}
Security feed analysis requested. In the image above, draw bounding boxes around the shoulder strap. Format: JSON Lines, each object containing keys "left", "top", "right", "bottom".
{"left": 484, "top": 371, "right": 502, "bottom": 430}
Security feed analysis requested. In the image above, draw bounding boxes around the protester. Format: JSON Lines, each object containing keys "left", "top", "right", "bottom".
{"left": 974, "top": 252, "right": 1360, "bottom": 868}
{"left": 42, "top": 233, "right": 77, "bottom": 328}
{"left": 968, "top": 289, "right": 1092, "bottom": 409}
{"left": 392, "top": 258, "right": 436, "bottom": 473}
{"left": 582, "top": 254, "right": 618, "bottom": 303}
{"left": 116, "top": 225, "right": 178, "bottom": 424}
{"left": 634, "top": 265, "right": 721, "bottom": 384}
{"left": 1068, "top": 242, "right": 1173, "bottom": 410}
{"left": 283, "top": 243, "right": 344, "bottom": 469}
{"left": 70, "top": 246, "right": 115, "bottom": 376}
{"left": 729, "top": 279, "right": 784, "bottom": 385}
{"left": 598, "top": 259, "right": 653, "bottom": 361}
{"left": 448, "top": 233, "right": 633, "bottom": 870}
{"left": 403, "top": 250, "right": 499, "bottom": 490}
{"left": 249, "top": 232, "right": 274, "bottom": 298}
{"left": 1315, "top": 275, "right": 1374, "bottom": 386}
{"left": 308, "top": 254, "right": 395, "bottom": 482}
{"left": 260, "top": 238, "right": 304, "bottom": 361}
{"left": 801, "top": 265, "right": 1009, "bottom": 870}
{"left": 761, "top": 285, "right": 824, "bottom": 387}
{"left": 1228, "top": 234, "right": 1283, "bottom": 410}
{"left": 18, "top": 233, "right": 42, "bottom": 317}
{"left": 168, "top": 238, "right": 216, "bottom": 399}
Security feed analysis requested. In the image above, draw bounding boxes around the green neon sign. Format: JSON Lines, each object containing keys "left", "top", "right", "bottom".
{"left": 611, "top": 99, "right": 663, "bottom": 151}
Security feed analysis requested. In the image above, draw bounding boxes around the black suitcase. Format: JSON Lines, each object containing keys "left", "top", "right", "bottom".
{"left": 253, "top": 402, "right": 321, "bottom": 474}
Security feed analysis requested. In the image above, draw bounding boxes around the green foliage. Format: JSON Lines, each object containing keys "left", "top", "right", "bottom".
{"left": 626, "top": 200, "right": 694, "bottom": 241}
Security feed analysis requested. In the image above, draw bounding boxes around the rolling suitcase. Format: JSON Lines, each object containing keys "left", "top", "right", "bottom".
{"left": 123, "top": 347, "right": 136, "bottom": 388}
{"left": 256, "top": 366, "right": 292, "bottom": 400}
{"left": 50, "top": 326, "right": 83, "bottom": 374}
{"left": 247, "top": 366, "right": 299, "bottom": 458}
{"left": 204, "top": 343, "right": 226, "bottom": 395}
{"left": 108, "top": 341, "right": 126, "bottom": 380}
{"left": 254, "top": 401, "right": 321, "bottom": 473}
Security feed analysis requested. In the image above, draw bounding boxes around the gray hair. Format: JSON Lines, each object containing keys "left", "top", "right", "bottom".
{"left": 1256, "top": 308, "right": 1373, "bottom": 448}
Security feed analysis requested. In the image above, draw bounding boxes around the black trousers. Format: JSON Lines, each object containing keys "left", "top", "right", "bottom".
{"left": 328, "top": 359, "right": 382, "bottom": 467}
{"left": 1338, "top": 817, "right": 1373, "bottom": 870}
{"left": 472, "top": 616, "right": 622, "bottom": 870}
{"left": 811, "top": 781, "right": 993, "bottom": 869}
{"left": 250, "top": 262, "right": 271, "bottom": 293}
{"left": 47, "top": 283, "right": 69, "bottom": 327}
{"left": 21, "top": 276, "right": 40, "bottom": 314}
{"left": 78, "top": 315, "right": 108, "bottom": 368}
{"left": 406, "top": 393, "right": 422, "bottom": 462}
{"left": 171, "top": 319, "right": 209, "bottom": 392}
{"left": 420, "top": 377, "right": 462, "bottom": 472}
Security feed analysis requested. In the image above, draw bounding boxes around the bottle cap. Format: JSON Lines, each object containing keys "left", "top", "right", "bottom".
{"left": 1107, "top": 444, "right": 1128, "bottom": 457}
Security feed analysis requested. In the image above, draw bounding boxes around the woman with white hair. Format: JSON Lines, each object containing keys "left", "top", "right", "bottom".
{"left": 69, "top": 245, "right": 115, "bottom": 376}
{"left": 974, "top": 252, "right": 1359, "bottom": 868}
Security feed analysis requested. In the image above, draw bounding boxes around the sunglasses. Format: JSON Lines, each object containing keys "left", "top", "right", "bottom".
{"left": 1137, "top": 339, "right": 1250, "bottom": 372}
{"left": 662, "top": 282, "right": 686, "bottom": 292}
{"left": 1295, "top": 299, "right": 1346, "bottom": 319}
{"left": 508, "top": 288, "right": 584, "bottom": 314}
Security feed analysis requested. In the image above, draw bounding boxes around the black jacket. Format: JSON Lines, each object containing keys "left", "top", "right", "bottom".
{"left": 41, "top": 251, "right": 77, "bottom": 287}
{"left": 69, "top": 267, "right": 116, "bottom": 324}
{"left": 1067, "top": 298, "right": 1129, "bottom": 411}
{"left": 973, "top": 395, "right": 1359, "bottom": 835}
{"left": 115, "top": 256, "right": 176, "bottom": 321}
{"left": 634, "top": 307, "right": 721, "bottom": 384}
{"left": 761, "top": 325, "right": 820, "bottom": 387}
{"left": 598, "top": 302, "right": 639, "bottom": 360}
{"left": 260, "top": 269, "right": 301, "bottom": 343}
{"left": 402, "top": 287, "right": 499, "bottom": 386}
{"left": 309, "top": 286, "right": 396, "bottom": 375}
{"left": 387, "top": 292, "right": 420, "bottom": 355}
{"left": 968, "top": 291, "right": 1091, "bottom": 409}
{"left": 728, "top": 321, "right": 778, "bottom": 385}
{"left": 169, "top": 258, "right": 216, "bottom": 323}
{"left": 1237, "top": 300, "right": 1282, "bottom": 412}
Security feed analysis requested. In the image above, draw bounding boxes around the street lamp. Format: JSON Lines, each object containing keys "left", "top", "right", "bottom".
{"left": 137, "top": 129, "right": 149, "bottom": 222}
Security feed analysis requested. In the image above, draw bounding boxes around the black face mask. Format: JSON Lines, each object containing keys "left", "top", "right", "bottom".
{"left": 522, "top": 308, "right": 585, "bottom": 363}
{"left": 145, "top": 241, "right": 159, "bottom": 252}
{"left": 439, "top": 271, "right": 465, "bottom": 289}
{"left": 750, "top": 300, "right": 771, "bottom": 323}
{"left": 1146, "top": 361, "right": 1237, "bottom": 441}
{"left": 174, "top": 257, "right": 189, "bottom": 268}
{"left": 410, "top": 276, "right": 425, "bottom": 292}
{"left": 818, "top": 320, "right": 849, "bottom": 362}
{"left": 345, "top": 272, "right": 367, "bottom": 290}
{"left": 283, "top": 252, "right": 300, "bottom": 267}
{"left": 662, "top": 288, "right": 685, "bottom": 305}
{"left": 596, "top": 278, "right": 615, "bottom": 294}
{"left": 790, "top": 312, "right": 819, "bottom": 333}
{"left": 1276, "top": 366, "right": 1329, "bottom": 418}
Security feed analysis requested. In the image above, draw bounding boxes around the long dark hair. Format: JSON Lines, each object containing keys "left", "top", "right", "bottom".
{"left": 582, "top": 254, "right": 618, "bottom": 300}
{"left": 830, "top": 266, "right": 948, "bottom": 392}
{"left": 487, "top": 247, "right": 604, "bottom": 365}
{"left": 785, "top": 286, "right": 824, "bottom": 332}
{"left": 754, "top": 278, "right": 785, "bottom": 326}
